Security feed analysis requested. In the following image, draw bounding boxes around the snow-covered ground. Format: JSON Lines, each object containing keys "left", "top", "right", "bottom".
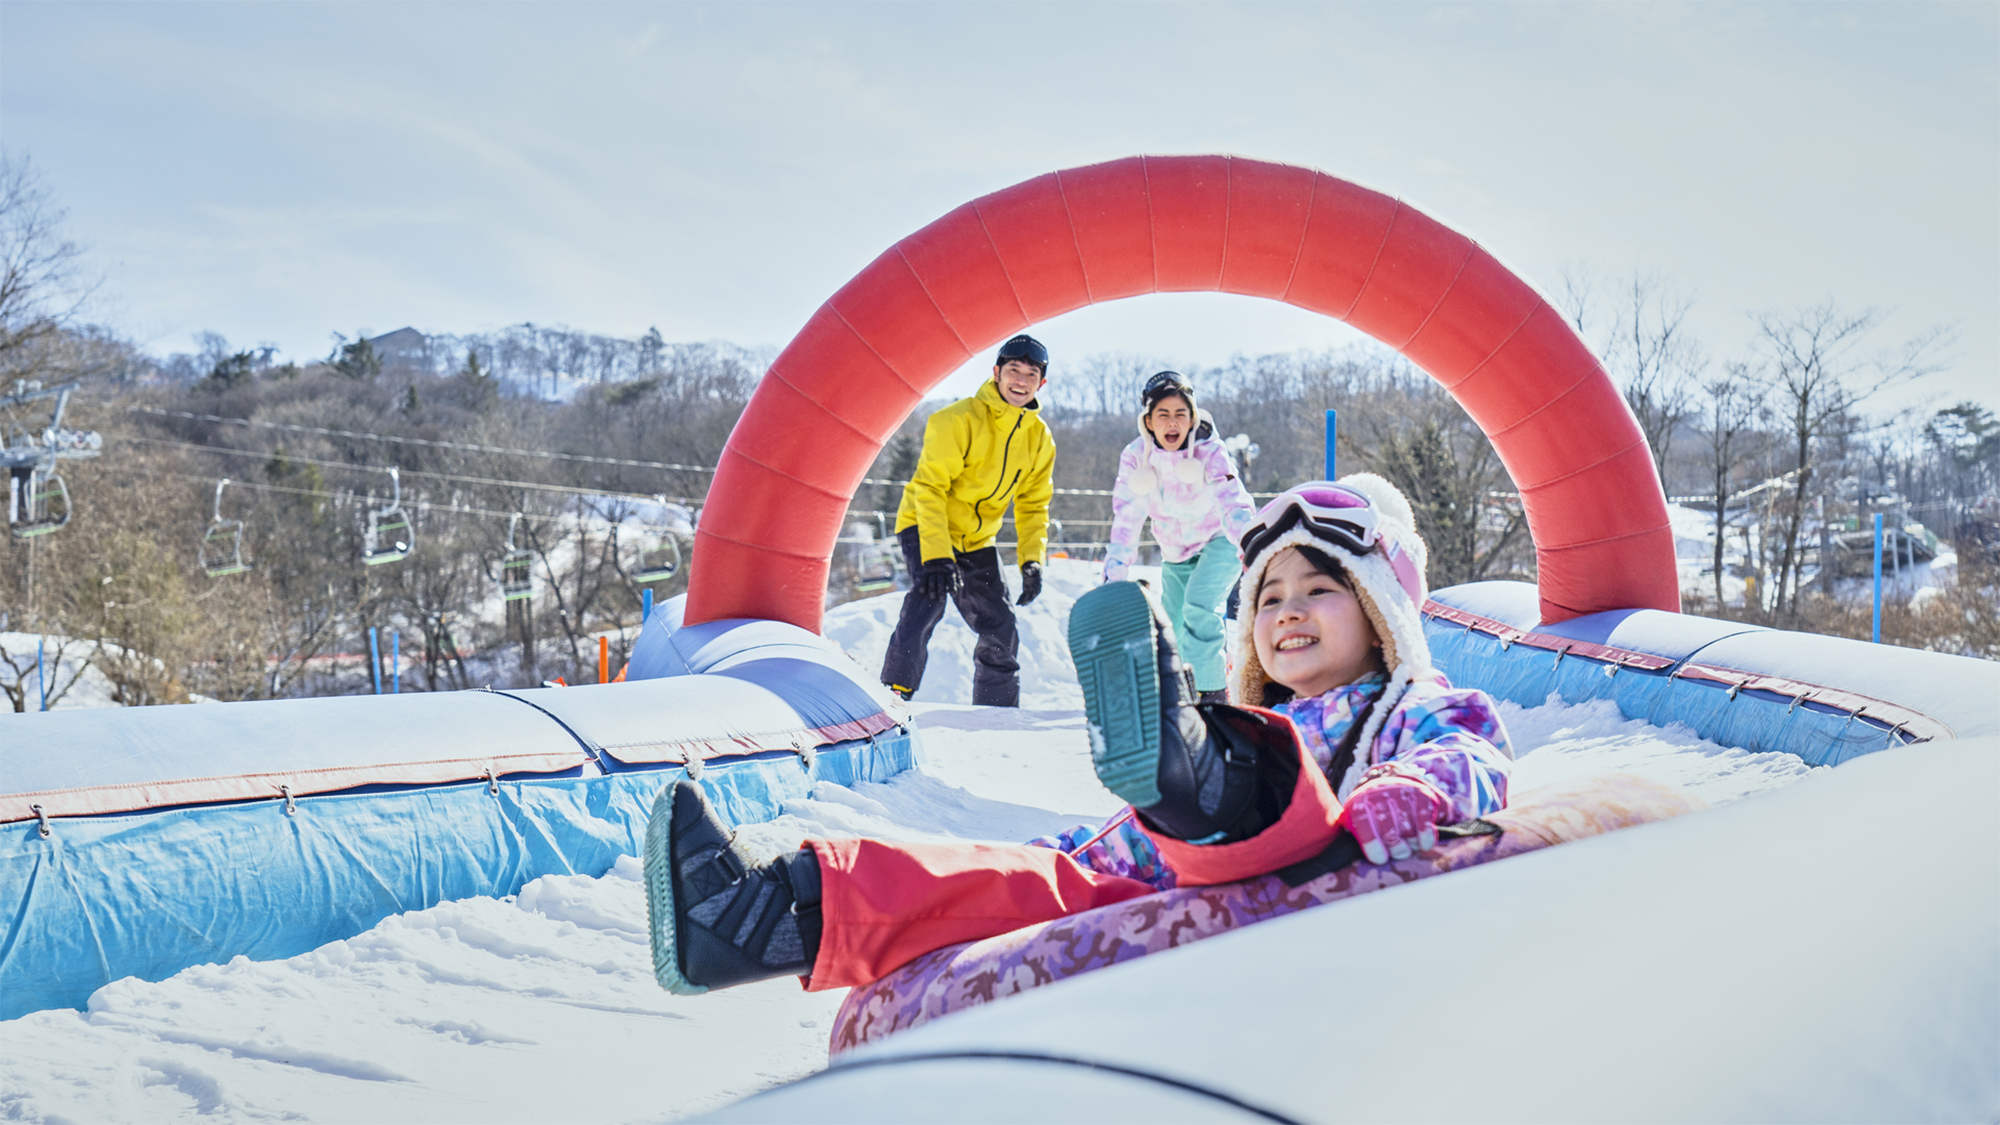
{"left": 0, "top": 566, "right": 1825, "bottom": 1123}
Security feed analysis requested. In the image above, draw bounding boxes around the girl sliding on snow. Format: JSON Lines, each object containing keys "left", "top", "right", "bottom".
{"left": 644, "top": 474, "right": 1513, "bottom": 996}
{"left": 1101, "top": 371, "right": 1258, "bottom": 704}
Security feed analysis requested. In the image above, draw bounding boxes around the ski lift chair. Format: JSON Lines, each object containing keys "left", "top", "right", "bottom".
{"left": 500, "top": 513, "right": 535, "bottom": 602}
{"left": 8, "top": 467, "right": 71, "bottom": 539}
{"left": 853, "top": 512, "right": 900, "bottom": 593}
{"left": 633, "top": 528, "right": 680, "bottom": 584}
{"left": 199, "top": 478, "right": 251, "bottom": 577}
{"left": 362, "top": 467, "right": 413, "bottom": 566}
{"left": 854, "top": 547, "right": 899, "bottom": 593}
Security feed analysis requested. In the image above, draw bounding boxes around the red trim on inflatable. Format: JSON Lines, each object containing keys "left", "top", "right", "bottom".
{"left": 1421, "top": 601, "right": 1953, "bottom": 742}
{"left": 599, "top": 710, "right": 906, "bottom": 767}
{"left": 0, "top": 750, "right": 589, "bottom": 824}
{"left": 1670, "top": 666, "right": 1950, "bottom": 743}
{"left": 1423, "top": 601, "right": 1676, "bottom": 671}
{"left": 0, "top": 713, "right": 906, "bottom": 825}
{"left": 690, "top": 156, "right": 1679, "bottom": 632}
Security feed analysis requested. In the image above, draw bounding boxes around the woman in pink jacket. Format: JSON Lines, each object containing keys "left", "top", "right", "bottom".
{"left": 1102, "top": 372, "right": 1258, "bottom": 702}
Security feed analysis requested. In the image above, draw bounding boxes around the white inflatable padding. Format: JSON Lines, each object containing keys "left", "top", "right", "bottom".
{"left": 0, "top": 690, "right": 588, "bottom": 821}
{"left": 721, "top": 740, "right": 1999, "bottom": 1123}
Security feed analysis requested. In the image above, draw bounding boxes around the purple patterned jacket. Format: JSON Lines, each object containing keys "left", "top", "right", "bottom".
{"left": 1030, "top": 672, "right": 1512, "bottom": 891}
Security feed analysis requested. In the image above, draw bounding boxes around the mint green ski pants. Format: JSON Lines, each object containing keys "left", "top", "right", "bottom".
{"left": 1160, "top": 534, "right": 1242, "bottom": 693}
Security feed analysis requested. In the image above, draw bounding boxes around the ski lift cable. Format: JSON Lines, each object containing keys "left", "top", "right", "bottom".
{"left": 104, "top": 406, "right": 1325, "bottom": 504}
{"left": 154, "top": 471, "right": 703, "bottom": 528}
{"left": 108, "top": 432, "right": 706, "bottom": 506}
{"left": 112, "top": 403, "right": 1133, "bottom": 497}
{"left": 118, "top": 403, "right": 726, "bottom": 474}
{"left": 112, "top": 425, "right": 1151, "bottom": 504}
{"left": 167, "top": 470, "right": 1119, "bottom": 552}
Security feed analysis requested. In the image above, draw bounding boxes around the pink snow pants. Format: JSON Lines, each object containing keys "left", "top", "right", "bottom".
{"left": 803, "top": 711, "right": 1342, "bottom": 991}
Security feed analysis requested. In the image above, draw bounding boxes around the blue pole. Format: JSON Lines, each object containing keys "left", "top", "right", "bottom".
{"left": 368, "top": 627, "right": 383, "bottom": 695}
{"left": 1871, "top": 513, "right": 1883, "bottom": 644}
{"left": 1324, "top": 409, "right": 1338, "bottom": 480}
{"left": 642, "top": 587, "right": 653, "bottom": 623}
{"left": 392, "top": 631, "right": 401, "bottom": 694}
{"left": 37, "top": 638, "right": 46, "bottom": 712}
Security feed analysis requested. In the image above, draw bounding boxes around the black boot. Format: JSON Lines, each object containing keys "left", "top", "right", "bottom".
{"left": 1070, "top": 581, "right": 1297, "bottom": 844}
{"left": 643, "top": 779, "right": 822, "bottom": 995}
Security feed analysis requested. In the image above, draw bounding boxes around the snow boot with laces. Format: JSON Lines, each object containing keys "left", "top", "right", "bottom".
{"left": 643, "top": 779, "right": 822, "bottom": 995}
{"left": 1068, "top": 580, "right": 1297, "bottom": 844}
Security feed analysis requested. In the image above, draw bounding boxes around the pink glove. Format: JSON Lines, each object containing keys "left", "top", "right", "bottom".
{"left": 1340, "top": 765, "right": 1452, "bottom": 865}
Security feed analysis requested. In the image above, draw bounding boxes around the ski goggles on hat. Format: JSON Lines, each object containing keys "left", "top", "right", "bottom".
{"left": 995, "top": 334, "right": 1049, "bottom": 370}
{"left": 1141, "top": 370, "right": 1194, "bottom": 410}
{"left": 1241, "top": 482, "right": 1424, "bottom": 606}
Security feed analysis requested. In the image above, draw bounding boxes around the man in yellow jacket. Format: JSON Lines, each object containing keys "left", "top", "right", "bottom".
{"left": 881, "top": 334, "right": 1056, "bottom": 707}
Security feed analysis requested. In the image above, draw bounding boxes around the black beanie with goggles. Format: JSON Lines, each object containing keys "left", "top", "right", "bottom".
{"left": 995, "top": 334, "right": 1049, "bottom": 374}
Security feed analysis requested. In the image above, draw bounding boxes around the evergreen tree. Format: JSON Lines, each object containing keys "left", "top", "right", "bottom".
{"left": 331, "top": 333, "right": 382, "bottom": 381}
{"left": 264, "top": 446, "right": 327, "bottom": 526}
{"left": 202, "top": 351, "right": 257, "bottom": 391}
{"left": 453, "top": 349, "right": 499, "bottom": 412}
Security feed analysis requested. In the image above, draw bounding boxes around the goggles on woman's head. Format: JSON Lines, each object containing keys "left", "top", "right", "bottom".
{"left": 1241, "top": 482, "right": 1426, "bottom": 606}
{"left": 1141, "top": 371, "right": 1195, "bottom": 411}
{"left": 1240, "top": 483, "right": 1379, "bottom": 564}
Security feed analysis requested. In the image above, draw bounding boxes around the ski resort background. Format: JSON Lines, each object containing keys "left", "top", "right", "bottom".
{"left": 1, "top": 154, "right": 1996, "bottom": 1122}
{"left": 2, "top": 317, "right": 1992, "bottom": 711}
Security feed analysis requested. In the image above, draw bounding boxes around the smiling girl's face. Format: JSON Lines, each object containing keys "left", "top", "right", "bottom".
{"left": 1253, "top": 546, "right": 1383, "bottom": 699}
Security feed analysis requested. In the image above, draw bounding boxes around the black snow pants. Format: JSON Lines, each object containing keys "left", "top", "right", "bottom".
{"left": 879, "top": 526, "right": 1021, "bottom": 707}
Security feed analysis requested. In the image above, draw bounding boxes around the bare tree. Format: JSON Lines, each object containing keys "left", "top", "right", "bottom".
{"left": 0, "top": 152, "right": 95, "bottom": 382}
{"left": 0, "top": 632, "right": 100, "bottom": 712}
{"left": 1556, "top": 268, "right": 1705, "bottom": 486}
{"left": 1696, "top": 362, "right": 1767, "bottom": 606}
{"left": 1372, "top": 416, "right": 1528, "bottom": 588}
{"left": 1751, "top": 303, "right": 1952, "bottom": 622}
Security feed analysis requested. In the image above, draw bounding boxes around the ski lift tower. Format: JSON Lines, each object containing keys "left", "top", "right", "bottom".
{"left": 3, "top": 380, "right": 103, "bottom": 539}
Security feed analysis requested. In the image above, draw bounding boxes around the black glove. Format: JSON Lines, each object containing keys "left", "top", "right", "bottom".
{"left": 917, "top": 558, "right": 959, "bottom": 600}
{"left": 1016, "top": 561, "right": 1043, "bottom": 606}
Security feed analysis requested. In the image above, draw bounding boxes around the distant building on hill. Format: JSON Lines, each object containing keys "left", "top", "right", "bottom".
{"left": 366, "top": 328, "right": 431, "bottom": 373}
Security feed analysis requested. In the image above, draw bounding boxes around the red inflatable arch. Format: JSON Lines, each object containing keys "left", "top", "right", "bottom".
{"left": 687, "top": 155, "right": 1678, "bottom": 633}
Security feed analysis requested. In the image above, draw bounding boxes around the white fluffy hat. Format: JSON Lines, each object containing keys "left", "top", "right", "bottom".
{"left": 1227, "top": 473, "right": 1433, "bottom": 798}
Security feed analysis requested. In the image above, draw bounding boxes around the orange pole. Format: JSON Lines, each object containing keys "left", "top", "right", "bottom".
{"left": 598, "top": 636, "right": 609, "bottom": 684}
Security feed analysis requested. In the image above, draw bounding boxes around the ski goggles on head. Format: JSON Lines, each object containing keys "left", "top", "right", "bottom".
{"left": 995, "top": 334, "right": 1049, "bottom": 371}
{"left": 1141, "top": 371, "right": 1194, "bottom": 410}
{"left": 1241, "top": 482, "right": 1425, "bottom": 605}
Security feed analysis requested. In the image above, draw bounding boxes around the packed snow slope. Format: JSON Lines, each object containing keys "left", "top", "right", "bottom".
{"left": 0, "top": 563, "right": 1849, "bottom": 1123}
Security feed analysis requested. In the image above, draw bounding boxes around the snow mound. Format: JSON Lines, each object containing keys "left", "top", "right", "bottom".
{"left": 1504, "top": 694, "right": 1823, "bottom": 805}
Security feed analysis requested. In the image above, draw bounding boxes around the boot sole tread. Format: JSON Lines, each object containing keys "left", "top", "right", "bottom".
{"left": 642, "top": 782, "right": 711, "bottom": 996}
{"left": 1069, "top": 582, "right": 1163, "bottom": 809}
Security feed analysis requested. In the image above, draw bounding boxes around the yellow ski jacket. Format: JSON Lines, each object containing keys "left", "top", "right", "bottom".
{"left": 895, "top": 380, "right": 1056, "bottom": 567}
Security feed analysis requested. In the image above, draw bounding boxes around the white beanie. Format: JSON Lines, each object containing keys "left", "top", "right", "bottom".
{"left": 1226, "top": 473, "right": 1432, "bottom": 800}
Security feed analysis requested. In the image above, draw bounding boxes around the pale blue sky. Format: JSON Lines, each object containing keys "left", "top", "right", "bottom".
{"left": 2, "top": 2, "right": 1994, "bottom": 411}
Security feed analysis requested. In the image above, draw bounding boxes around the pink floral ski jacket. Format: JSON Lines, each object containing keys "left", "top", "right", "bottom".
{"left": 1102, "top": 412, "right": 1258, "bottom": 582}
